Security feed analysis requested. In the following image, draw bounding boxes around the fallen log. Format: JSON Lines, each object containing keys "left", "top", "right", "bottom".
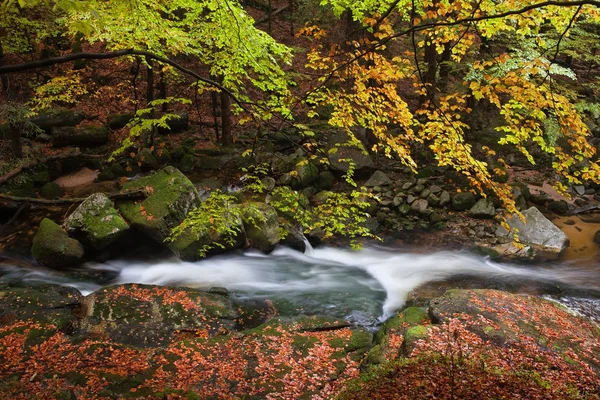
{"left": 0, "top": 149, "right": 104, "bottom": 186}
{"left": 0, "top": 189, "right": 147, "bottom": 205}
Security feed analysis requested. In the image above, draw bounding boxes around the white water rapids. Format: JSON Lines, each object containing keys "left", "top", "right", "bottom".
{"left": 4, "top": 245, "right": 598, "bottom": 322}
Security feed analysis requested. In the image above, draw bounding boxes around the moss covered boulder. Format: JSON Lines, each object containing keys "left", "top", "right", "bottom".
{"left": 80, "top": 284, "right": 237, "bottom": 347}
{"left": 64, "top": 193, "right": 130, "bottom": 250}
{"left": 243, "top": 202, "right": 280, "bottom": 253}
{"left": 0, "top": 284, "right": 81, "bottom": 332}
{"left": 31, "top": 218, "right": 85, "bottom": 269}
{"left": 167, "top": 214, "right": 245, "bottom": 261}
{"left": 116, "top": 166, "right": 200, "bottom": 244}
{"left": 52, "top": 125, "right": 109, "bottom": 147}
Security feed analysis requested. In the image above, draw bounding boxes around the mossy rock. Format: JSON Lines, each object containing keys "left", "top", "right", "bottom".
{"left": 52, "top": 125, "right": 109, "bottom": 147}
{"left": 64, "top": 193, "right": 130, "bottom": 250}
{"left": 40, "top": 182, "right": 65, "bottom": 199}
{"left": 109, "top": 163, "right": 126, "bottom": 178}
{"left": 80, "top": 284, "right": 236, "bottom": 347}
{"left": 31, "top": 218, "right": 84, "bottom": 269}
{"left": 97, "top": 168, "right": 115, "bottom": 181}
{"left": 167, "top": 214, "right": 245, "bottom": 261}
{"left": 451, "top": 191, "right": 476, "bottom": 211}
{"left": 170, "top": 146, "right": 186, "bottom": 162}
{"left": 178, "top": 153, "right": 196, "bottom": 172}
{"left": 117, "top": 167, "right": 201, "bottom": 244}
{"left": 243, "top": 202, "right": 279, "bottom": 253}
{"left": 291, "top": 159, "right": 319, "bottom": 189}
{"left": 31, "top": 170, "right": 50, "bottom": 186}
{"left": 136, "top": 148, "right": 159, "bottom": 170}
{"left": 106, "top": 112, "right": 134, "bottom": 130}
{"left": 1, "top": 178, "right": 36, "bottom": 197}
{"left": 30, "top": 108, "right": 85, "bottom": 133}
{"left": 0, "top": 284, "right": 81, "bottom": 331}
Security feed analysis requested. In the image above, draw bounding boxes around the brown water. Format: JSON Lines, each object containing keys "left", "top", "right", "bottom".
{"left": 552, "top": 215, "right": 600, "bottom": 262}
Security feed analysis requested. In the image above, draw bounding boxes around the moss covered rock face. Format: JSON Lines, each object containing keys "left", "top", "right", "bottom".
{"left": 64, "top": 193, "right": 130, "bottom": 250}
{"left": 116, "top": 166, "right": 200, "bottom": 244}
{"left": 243, "top": 202, "right": 280, "bottom": 253}
{"left": 79, "top": 284, "right": 237, "bottom": 347}
{"left": 31, "top": 218, "right": 85, "bottom": 269}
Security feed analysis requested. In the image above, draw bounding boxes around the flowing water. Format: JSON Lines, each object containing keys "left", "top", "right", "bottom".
{"left": 2, "top": 242, "right": 599, "bottom": 325}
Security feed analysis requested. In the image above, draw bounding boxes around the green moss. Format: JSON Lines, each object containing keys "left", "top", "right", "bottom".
{"left": 40, "top": 182, "right": 64, "bottom": 199}
{"left": 31, "top": 218, "right": 84, "bottom": 268}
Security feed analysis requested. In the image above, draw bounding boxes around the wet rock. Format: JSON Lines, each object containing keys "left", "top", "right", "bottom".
{"left": 495, "top": 207, "right": 569, "bottom": 257}
{"left": 452, "top": 192, "right": 476, "bottom": 211}
{"left": 469, "top": 198, "right": 496, "bottom": 219}
{"left": 548, "top": 200, "right": 569, "bottom": 214}
{"left": 64, "top": 193, "right": 129, "bottom": 250}
{"left": 365, "top": 170, "right": 392, "bottom": 187}
{"left": 32, "top": 218, "right": 84, "bottom": 269}
{"left": 52, "top": 125, "right": 109, "bottom": 147}
{"left": 594, "top": 230, "right": 600, "bottom": 244}
{"left": 573, "top": 185, "right": 586, "bottom": 196}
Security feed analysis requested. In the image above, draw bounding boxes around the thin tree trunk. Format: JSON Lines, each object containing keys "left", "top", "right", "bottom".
{"left": 0, "top": 43, "right": 8, "bottom": 97}
{"left": 438, "top": 43, "right": 452, "bottom": 92}
{"left": 220, "top": 91, "right": 233, "bottom": 146}
{"left": 146, "top": 57, "right": 154, "bottom": 105}
{"left": 159, "top": 67, "right": 167, "bottom": 112}
{"left": 8, "top": 123, "right": 22, "bottom": 158}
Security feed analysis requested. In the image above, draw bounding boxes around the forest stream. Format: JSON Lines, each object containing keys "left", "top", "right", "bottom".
{"left": 2, "top": 237, "right": 599, "bottom": 327}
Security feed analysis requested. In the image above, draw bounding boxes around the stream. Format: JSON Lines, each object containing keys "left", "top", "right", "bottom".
{"left": 1, "top": 242, "right": 599, "bottom": 326}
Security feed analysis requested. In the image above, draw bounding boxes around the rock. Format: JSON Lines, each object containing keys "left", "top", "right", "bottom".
{"left": 392, "top": 194, "right": 405, "bottom": 207}
{"left": 157, "top": 112, "right": 189, "bottom": 134}
{"left": 178, "top": 153, "right": 196, "bottom": 172}
{"left": 80, "top": 284, "right": 236, "bottom": 347}
{"left": 398, "top": 204, "right": 411, "bottom": 215}
{"left": 429, "top": 185, "right": 442, "bottom": 195}
{"left": 0, "top": 284, "right": 82, "bottom": 332}
{"left": 412, "top": 184, "right": 425, "bottom": 194}
{"left": 31, "top": 170, "right": 50, "bottom": 186}
{"left": 109, "top": 163, "right": 126, "bottom": 178}
{"left": 136, "top": 148, "right": 159, "bottom": 170}
{"left": 406, "top": 194, "right": 416, "bottom": 204}
{"left": 64, "top": 193, "right": 130, "bottom": 250}
{"left": 452, "top": 192, "right": 476, "bottom": 211}
{"left": 401, "top": 181, "right": 414, "bottom": 190}
{"left": 117, "top": 167, "right": 201, "bottom": 244}
{"left": 277, "top": 173, "right": 292, "bottom": 186}
{"left": 530, "top": 192, "right": 551, "bottom": 205}
{"left": 39, "top": 182, "right": 64, "bottom": 199}
{"left": 31, "top": 218, "right": 84, "bottom": 269}
{"left": 30, "top": 108, "right": 85, "bottom": 133}
{"left": 243, "top": 202, "right": 279, "bottom": 253}
{"left": 469, "top": 198, "right": 496, "bottom": 219}
{"left": 427, "top": 193, "right": 440, "bottom": 207}
{"left": 495, "top": 207, "right": 569, "bottom": 257}
{"left": 291, "top": 160, "right": 319, "bottom": 189}
{"left": 34, "top": 132, "right": 53, "bottom": 143}
{"left": 439, "top": 191, "right": 450, "bottom": 207}
{"left": 312, "top": 190, "right": 333, "bottom": 205}
{"left": 170, "top": 146, "right": 186, "bottom": 162}
{"left": 594, "top": 230, "right": 600, "bottom": 245}
{"left": 548, "top": 200, "right": 569, "bottom": 214}
{"left": 260, "top": 176, "right": 276, "bottom": 191}
{"left": 411, "top": 199, "right": 430, "bottom": 215}
{"left": 280, "top": 226, "right": 306, "bottom": 252}
{"left": 327, "top": 132, "right": 374, "bottom": 175}
{"left": 106, "top": 112, "right": 134, "bottom": 129}
{"left": 52, "top": 125, "right": 109, "bottom": 147}
{"left": 97, "top": 168, "right": 115, "bottom": 181}
{"left": 420, "top": 188, "right": 431, "bottom": 199}
{"left": 574, "top": 185, "right": 586, "bottom": 196}
{"left": 364, "top": 170, "right": 392, "bottom": 187}
{"left": 315, "top": 171, "right": 335, "bottom": 190}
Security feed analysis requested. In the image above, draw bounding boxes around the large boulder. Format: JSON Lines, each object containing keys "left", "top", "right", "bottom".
{"left": 64, "top": 193, "right": 130, "bottom": 250}
{"left": 79, "top": 284, "right": 237, "bottom": 347}
{"left": 52, "top": 125, "right": 109, "bottom": 147}
{"left": 31, "top": 218, "right": 84, "bottom": 269}
{"left": 116, "top": 166, "right": 201, "bottom": 244}
{"left": 30, "top": 108, "right": 85, "bottom": 133}
{"left": 291, "top": 159, "right": 319, "bottom": 189}
{"left": 495, "top": 207, "right": 569, "bottom": 257}
{"left": 243, "top": 202, "right": 280, "bottom": 252}
{"left": 327, "top": 132, "right": 374, "bottom": 175}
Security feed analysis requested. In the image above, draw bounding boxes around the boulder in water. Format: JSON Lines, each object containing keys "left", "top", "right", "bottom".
{"left": 64, "top": 193, "right": 129, "bottom": 250}
{"left": 243, "top": 202, "right": 280, "bottom": 253}
{"left": 31, "top": 218, "right": 84, "bottom": 269}
{"left": 495, "top": 206, "right": 569, "bottom": 258}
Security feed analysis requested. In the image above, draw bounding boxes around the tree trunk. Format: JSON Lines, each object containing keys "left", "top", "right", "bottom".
{"left": 220, "top": 91, "right": 233, "bottom": 146}
{"left": 146, "top": 57, "right": 154, "bottom": 105}
{"left": 159, "top": 67, "right": 167, "bottom": 112}
{"left": 438, "top": 43, "right": 452, "bottom": 92}
{"left": 8, "top": 123, "right": 23, "bottom": 158}
{"left": 0, "top": 43, "right": 8, "bottom": 98}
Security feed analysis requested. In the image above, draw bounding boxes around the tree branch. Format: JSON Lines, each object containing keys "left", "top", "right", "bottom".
{"left": 0, "top": 49, "right": 252, "bottom": 112}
